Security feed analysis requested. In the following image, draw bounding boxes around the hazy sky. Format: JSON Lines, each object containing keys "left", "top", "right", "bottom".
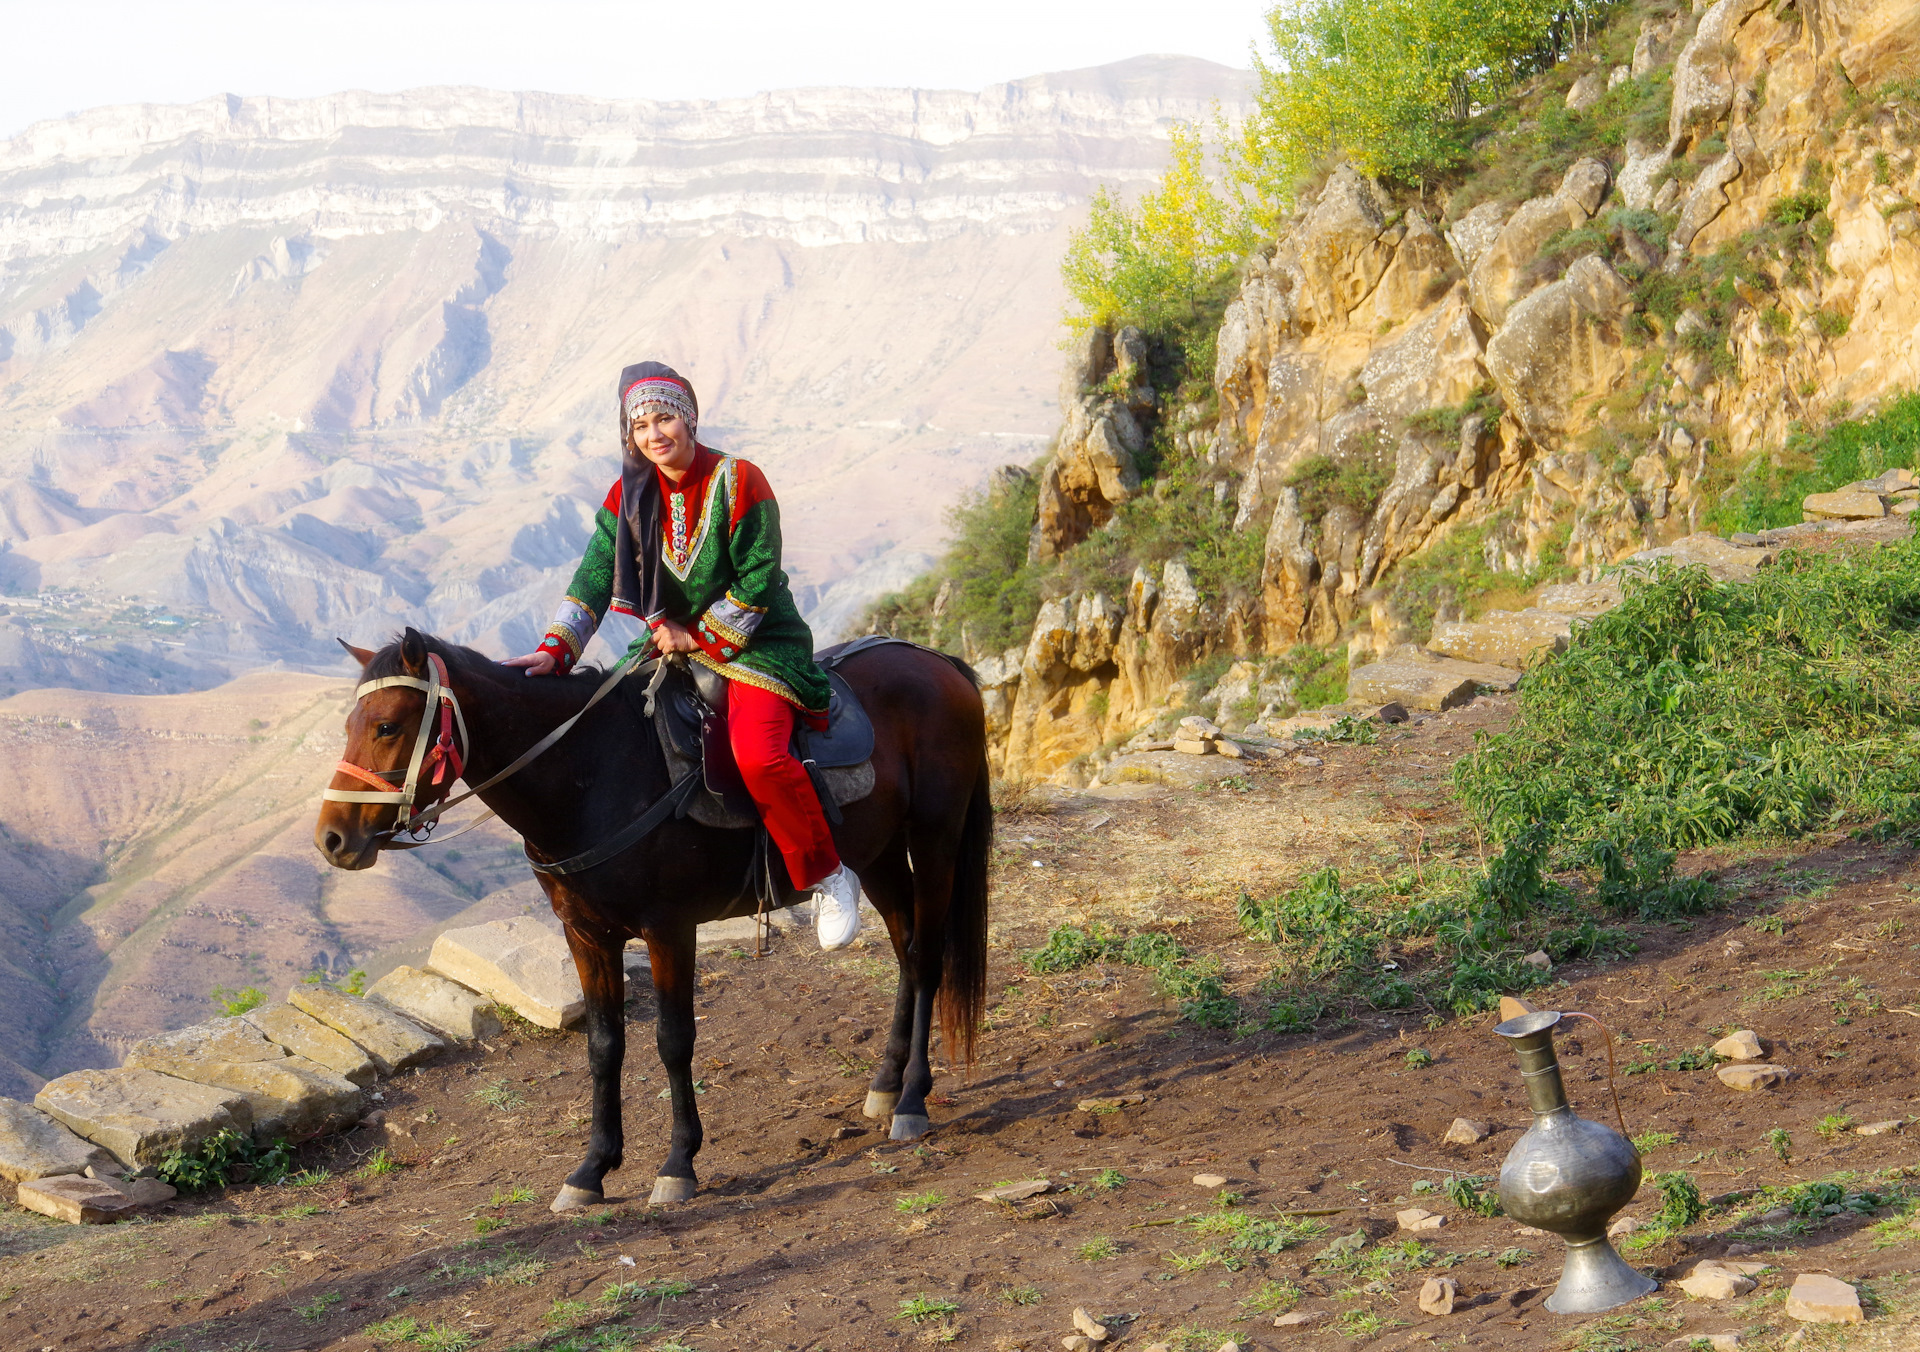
{"left": 0, "top": 0, "right": 1266, "bottom": 138}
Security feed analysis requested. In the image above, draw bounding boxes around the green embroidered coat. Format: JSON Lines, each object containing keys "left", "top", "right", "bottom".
{"left": 537, "top": 448, "right": 831, "bottom": 714}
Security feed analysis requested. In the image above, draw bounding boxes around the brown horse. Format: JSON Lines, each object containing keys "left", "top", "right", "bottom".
{"left": 313, "top": 628, "right": 991, "bottom": 1209}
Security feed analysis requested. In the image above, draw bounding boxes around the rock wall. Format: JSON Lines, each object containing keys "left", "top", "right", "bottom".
{"left": 982, "top": 0, "right": 1920, "bottom": 783}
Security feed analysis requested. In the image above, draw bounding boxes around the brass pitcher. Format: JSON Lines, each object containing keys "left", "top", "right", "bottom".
{"left": 1494, "top": 1010, "right": 1657, "bottom": 1314}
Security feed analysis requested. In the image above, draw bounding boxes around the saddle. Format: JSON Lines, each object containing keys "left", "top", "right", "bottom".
{"left": 652, "top": 652, "right": 877, "bottom": 831}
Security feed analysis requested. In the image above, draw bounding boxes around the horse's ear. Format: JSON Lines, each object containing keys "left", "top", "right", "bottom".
{"left": 398, "top": 628, "right": 429, "bottom": 676}
{"left": 337, "top": 638, "right": 376, "bottom": 669}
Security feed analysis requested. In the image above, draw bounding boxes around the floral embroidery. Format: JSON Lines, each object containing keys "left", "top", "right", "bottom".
{"left": 668, "top": 490, "right": 689, "bottom": 570}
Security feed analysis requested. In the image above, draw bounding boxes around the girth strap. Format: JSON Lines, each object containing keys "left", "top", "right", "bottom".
{"left": 526, "top": 770, "right": 702, "bottom": 877}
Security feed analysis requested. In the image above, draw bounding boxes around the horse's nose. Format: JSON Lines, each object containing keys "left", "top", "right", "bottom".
{"left": 320, "top": 828, "right": 348, "bottom": 860}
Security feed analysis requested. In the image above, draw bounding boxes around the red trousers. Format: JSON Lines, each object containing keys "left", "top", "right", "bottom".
{"left": 727, "top": 680, "right": 841, "bottom": 889}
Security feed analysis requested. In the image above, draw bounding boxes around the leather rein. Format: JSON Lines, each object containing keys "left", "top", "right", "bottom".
{"left": 323, "top": 648, "right": 698, "bottom": 870}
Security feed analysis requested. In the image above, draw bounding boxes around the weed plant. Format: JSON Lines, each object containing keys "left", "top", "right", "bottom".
{"left": 1024, "top": 925, "right": 1237, "bottom": 1026}
{"left": 1456, "top": 542, "right": 1920, "bottom": 848}
{"left": 156, "top": 1128, "right": 295, "bottom": 1192}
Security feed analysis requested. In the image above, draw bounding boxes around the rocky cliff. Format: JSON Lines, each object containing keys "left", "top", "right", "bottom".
{"left": 972, "top": 0, "right": 1920, "bottom": 783}
{"left": 0, "top": 59, "right": 1250, "bottom": 692}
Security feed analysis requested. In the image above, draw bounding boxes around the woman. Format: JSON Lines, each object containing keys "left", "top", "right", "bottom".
{"left": 502, "top": 361, "right": 863, "bottom": 950}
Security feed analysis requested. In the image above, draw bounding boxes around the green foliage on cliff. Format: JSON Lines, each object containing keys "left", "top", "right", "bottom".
{"left": 861, "top": 471, "right": 1043, "bottom": 655}
{"left": 1713, "top": 390, "right": 1920, "bottom": 533}
{"left": 1238, "top": 0, "right": 1619, "bottom": 211}
{"left": 1455, "top": 537, "right": 1920, "bottom": 848}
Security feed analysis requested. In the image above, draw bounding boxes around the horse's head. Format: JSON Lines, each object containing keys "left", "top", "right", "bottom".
{"left": 314, "top": 627, "right": 466, "bottom": 869}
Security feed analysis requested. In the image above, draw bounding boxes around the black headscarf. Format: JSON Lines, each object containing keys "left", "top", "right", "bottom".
{"left": 611, "top": 361, "right": 701, "bottom": 624}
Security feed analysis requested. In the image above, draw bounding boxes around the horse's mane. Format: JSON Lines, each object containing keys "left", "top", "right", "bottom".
{"left": 362, "top": 633, "right": 614, "bottom": 714}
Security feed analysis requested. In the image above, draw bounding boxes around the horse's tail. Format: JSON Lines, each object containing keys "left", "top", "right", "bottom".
{"left": 938, "top": 751, "right": 993, "bottom": 1066}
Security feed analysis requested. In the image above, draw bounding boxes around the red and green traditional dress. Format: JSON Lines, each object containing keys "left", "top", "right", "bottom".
{"left": 535, "top": 446, "right": 832, "bottom": 720}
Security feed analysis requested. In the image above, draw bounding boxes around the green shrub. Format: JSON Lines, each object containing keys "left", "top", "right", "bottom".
{"left": 1285, "top": 453, "right": 1392, "bottom": 521}
{"left": 210, "top": 985, "right": 266, "bottom": 1017}
{"left": 861, "top": 469, "right": 1042, "bottom": 654}
{"left": 1456, "top": 540, "right": 1920, "bottom": 847}
{"left": 1713, "top": 391, "right": 1920, "bottom": 532}
{"left": 1022, "top": 924, "right": 1236, "bottom": 1027}
{"left": 157, "top": 1127, "right": 295, "bottom": 1192}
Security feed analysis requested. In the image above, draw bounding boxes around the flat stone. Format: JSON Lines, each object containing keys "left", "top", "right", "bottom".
{"left": 286, "top": 985, "right": 444, "bottom": 1077}
{"left": 1677, "top": 1266, "right": 1756, "bottom": 1300}
{"left": 1072, "top": 1306, "right": 1109, "bottom": 1340}
{"left": 35, "top": 1068, "right": 251, "bottom": 1168}
{"left": 1608, "top": 1215, "right": 1643, "bottom": 1238}
{"left": 244, "top": 1002, "right": 378, "bottom": 1087}
{"left": 1785, "top": 1273, "right": 1863, "bottom": 1324}
{"left": 1625, "top": 533, "right": 1777, "bottom": 582}
{"left": 1716, "top": 1063, "right": 1789, "bottom": 1091}
{"left": 973, "top": 1179, "right": 1052, "bottom": 1203}
{"left": 1273, "top": 1310, "right": 1326, "bottom": 1326}
{"left": 1498, "top": 996, "right": 1537, "bottom": 1021}
{"left": 1803, "top": 490, "right": 1886, "bottom": 520}
{"left": 1535, "top": 579, "right": 1623, "bottom": 615}
{"left": 123, "top": 1019, "right": 364, "bottom": 1141}
{"left": 1214, "top": 738, "right": 1245, "bottom": 760}
{"left": 1293, "top": 754, "right": 1324, "bottom": 767}
{"left": 1397, "top": 1207, "right": 1445, "bottom": 1232}
{"left": 1855, "top": 1119, "right": 1901, "bottom": 1136}
{"left": 16, "top": 1174, "right": 143, "bottom": 1224}
{"left": 1191, "top": 1172, "right": 1229, "bottom": 1189}
{"left": 1522, "top": 950, "right": 1552, "bottom": 970}
{"left": 367, "top": 965, "right": 504, "bottom": 1041}
{"left": 1711, "top": 1030, "right": 1764, "bottom": 1061}
{"left": 427, "top": 917, "right": 589, "bottom": 1029}
{"left": 1445, "top": 1117, "right": 1492, "bottom": 1144}
{"left": 1177, "top": 715, "right": 1222, "bottom": 737}
{"left": 1428, "top": 608, "right": 1573, "bottom": 669}
{"left": 1076, "top": 1094, "right": 1144, "bottom": 1113}
{"left": 1419, "top": 1275, "right": 1459, "bottom": 1315}
{"left": 1348, "top": 659, "right": 1478, "bottom": 712}
{"left": 1172, "top": 738, "right": 1216, "bottom": 756}
{"left": 0, "top": 1098, "right": 115, "bottom": 1182}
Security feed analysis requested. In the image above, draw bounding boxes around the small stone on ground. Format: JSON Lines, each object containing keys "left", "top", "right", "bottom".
{"left": 1397, "top": 1207, "right": 1444, "bottom": 1232}
{"left": 1072, "top": 1306, "right": 1108, "bottom": 1339}
{"left": 16, "top": 1174, "right": 148, "bottom": 1224}
{"left": 1716, "top": 1063, "right": 1789, "bottom": 1091}
{"left": 1191, "top": 1172, "right": 1228, "bottom": 1188}
{"left": 1710, "top": 1029, "right": 1764, "bottom": 1061}
{"left": 1855, "top": 1119, "right": 1901, "bottom": 1135}
{"left": 1785, "top": 1273, "right": 1863, "bottom": 1324}
{"left": 1444, "top": 1117, "right": 1491, "bottom": 1144}
{"left": 1676, "top": 1263, "right": 1756, "bottom": 1299}
{"left": 973, "top": 1179, "right": 1051, "bottom": 1203}
{"left": 1418, "top": 1276, "right": 1459, "bottom": 1315}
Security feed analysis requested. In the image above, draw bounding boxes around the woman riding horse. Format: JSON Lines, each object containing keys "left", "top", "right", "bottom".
{"left": 502, "top": 361, "right": 863, "bottom": 949}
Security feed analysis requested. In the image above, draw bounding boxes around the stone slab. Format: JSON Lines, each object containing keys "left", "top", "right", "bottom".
{"left": 244, "top": 1002, "right": 378, "bottom": 1086}
{"left": 35, "top": 1067, "right": 251, "bottom": 1168}
{"left": 1348, "top": 659, "right": 1479, "bottom": 712}
{"left": 427, "top": 917, "right": 588, "bottom": 1029}
{"left": 1536, "top": 579, "right": 1624, "bottom": 615}
{"left": 1677, "top": 1266, "right": 1755, "bottom": 1299}
{"left": 0, "top": 1097, "right": 115, "bottom": 1182}
{"left": 1803, "top": 490, "right": 1886, "bottom": 520}
{"left": 286, "top": 985, "right": 444, "bottom": 1077}
{"left": 367, "top": 965, "right": 504, "bottom": 1041}
{"left": 1428, "top": 608, "right": 1573, "bottom": 669}
{"left": 1716, "top": 1063, "right": 1789, "bottom": 1091}
{"left": 1397, "top": 1207, "right": 1444, "bottom": 1232}
{"left": 1785, "top": 1273, "right": 1862, "bottom": 1324}
{"left": 1625, "top": 533, "right": 1776, "bottom": 582}
{"left": 17, "top": 1174, "right": 140, "bottom": 1224}
{"left": 124, "top": 1019, "right": 364, "bottom": 1140}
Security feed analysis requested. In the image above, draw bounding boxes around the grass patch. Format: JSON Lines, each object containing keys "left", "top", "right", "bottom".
{"left": 1075, "top": 1236, "right": 1120, "bottom": 1261}
{"left": 1024, "top": 925, "right": 1237, "bottom": 1027}
{"left": 1456, "top": 540, "right": 1920, "bottom": 849}
{"left": 894, "top": 1190, "right": 946, "bottom": 1214}
{"left": 1714, "top": 390, "right": 1920, "bottom": 532}
{"left": 896, "top": 1294, "right": 960, "bottom": 1323}
{"left": 472, "top": 1079, "right": 527, "bottom": 1113}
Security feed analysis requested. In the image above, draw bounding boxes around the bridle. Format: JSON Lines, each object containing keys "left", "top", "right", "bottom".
{"left": 320, "top": 644, "right": 690, "bottom": 858}
{"left": 323, "top": 653, "right": 475, "bottom": 845}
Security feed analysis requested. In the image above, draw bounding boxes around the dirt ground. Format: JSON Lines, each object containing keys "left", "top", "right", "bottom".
{"left": 2, "top": 694, "right": 1917, "bottom": 1352}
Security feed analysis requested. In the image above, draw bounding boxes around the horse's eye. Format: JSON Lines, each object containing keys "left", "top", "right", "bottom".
{"left": 376, "top": 722, "right": 400, "bottom": 738}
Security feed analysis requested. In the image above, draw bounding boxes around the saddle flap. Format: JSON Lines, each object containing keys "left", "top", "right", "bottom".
{"left": 799, "top": 669, "right": 874, "bottom": 769}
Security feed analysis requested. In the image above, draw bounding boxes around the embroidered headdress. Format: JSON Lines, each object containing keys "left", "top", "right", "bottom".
{"left": 620, "top": 363, "right": 698, "bottom": 438}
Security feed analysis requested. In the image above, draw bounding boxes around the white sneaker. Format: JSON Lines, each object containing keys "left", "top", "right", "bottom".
{"left": 813, "top": 863, "right": 863, "bottom": 951}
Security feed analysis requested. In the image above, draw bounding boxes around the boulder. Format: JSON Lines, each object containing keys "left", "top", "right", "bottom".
{"left": 1710, "top": 1030, "right": 1764, "bottom": 1061}
{"left": 367, "top": 965, "right": 504, "bottom": 1041}
{"left": 1485, "top": 255, "right": 1635, "bottom": 447}
{"left": 244, "top": 1002, "right": 379, "bottom": 1086}
{"left": 1716, "top": 1063, "right": 1789, "bottom": 1091}
{"left": 1427, "top": 609, "right": 1573, "bottom": 669}
{"left": 1803, "top": 490, "right": 1887, "bottom": 520}
{"left": 0, "top": 1097, "right": 116, "bottom": 1182}
{"left": 286, "top": 985, "right": 444, "bottom": 1076}
{"left": 1785, "top": 1273, "right": 1863, "bottom": 1324}
{"left": 428, "top": 917, "right": 590, "bottom": 1030}
{"left": 35, "top": 1067, "right": 251, "bottom": 1168}
{"left": 1469, "top": 159, "right": 1610, "bottom": 326}
{"left": 1349, "top": 648, "right": 1519, "bottom": 712}
{"left": 1565, "top": 71, "right": 1607, "bottom": 111}
{"left": 123, "top": 1019, "right": 364, "bottom": 1140}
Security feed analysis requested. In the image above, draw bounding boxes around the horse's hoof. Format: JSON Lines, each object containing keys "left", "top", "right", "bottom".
{"left": 888, "top": 1113, "right": 931, "bottom": 1141}
{"left": 863, "top": 1090, "right": 900, "bottom": 1120}
{"left": 549, "top": 1183, "right": 603, "bottom": 1213}
{"left": 648, "top": 1175, "right": 697, "bottom": 1205}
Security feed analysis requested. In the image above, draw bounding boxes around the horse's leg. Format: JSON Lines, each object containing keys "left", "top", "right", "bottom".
{"left": 645, "top": 925, "right": 704, "bottom": 1204}
{"left": 854, "top": 837, "right": 915, "bottom": 1121}
{"left": 888, "top": 834, "right": 956, "bottom": 1141}
{"left": 551, "top": 932, "right": 629, "bottom": 1211}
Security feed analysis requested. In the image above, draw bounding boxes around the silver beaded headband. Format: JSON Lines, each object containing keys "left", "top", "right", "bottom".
{"left": 622, "top": 376, "right": 697, "bottom": 434}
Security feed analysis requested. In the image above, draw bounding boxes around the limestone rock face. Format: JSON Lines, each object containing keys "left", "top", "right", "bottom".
{"left": 427, "top": 917, "right": 589, "bottom": 1030}
{"left": 35, "top": 1067, "right": 252, "bottom": 1167}
{"left": 286, "top": 985, "right": 445, "bottom": 1076}
{"left": 1484, "top": 255, "right": 1635, "bottom": 448}
{"left": 368, "top": 965, "right": 505, "bottom": 1041}
{"left": 1428, "top": 609, "right": 1573, "bottom": 669}
{"left": 123, "top": 1019, "right": 365, "bottom": 1140}
{"left": 1469, "top": 160, "right": 1612, "bottom": 327}
{"left": 0, "top": 1097, "right": 116, "bottom": 1181}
